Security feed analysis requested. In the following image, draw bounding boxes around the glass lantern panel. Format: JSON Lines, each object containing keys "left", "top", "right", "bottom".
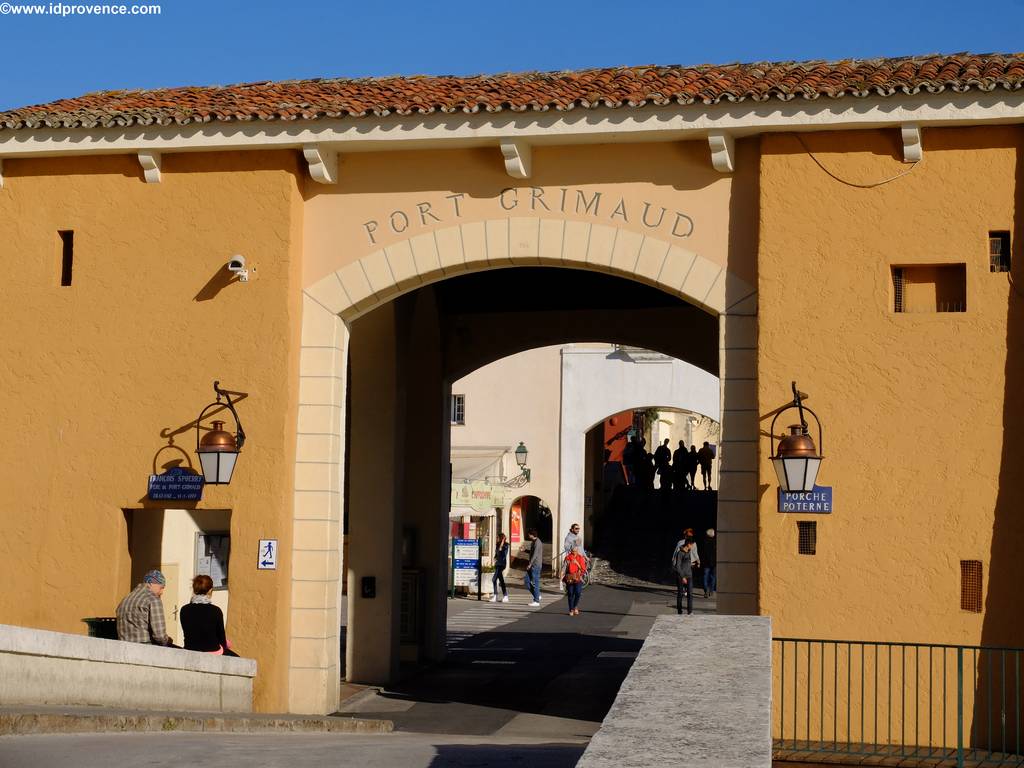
{"left": 217, "top": 451, "right": 238, "bottom": 484}
{"left": 771, "top": 457, "right": 789, "bottom": 491}
{"left": 199, "top": 451, "right": 221, "bottom": 484}
{"left": 803, "top": 458, "right": 822, "bottom": 491}
{"left": 784, "top": 456, "right": 808, "bottom": 493}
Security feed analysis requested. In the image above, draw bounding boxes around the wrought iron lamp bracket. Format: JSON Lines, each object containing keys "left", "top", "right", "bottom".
{"left": 769, "top": 380, "right": 824, "bottom": 457}
{"left": 195, "top": 381, "right": 247, "bottom": 451}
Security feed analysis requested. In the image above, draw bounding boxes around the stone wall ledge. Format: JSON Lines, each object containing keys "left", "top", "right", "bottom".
{"left": 578, "top": 614, "right": 772, "bottom": 768}
{"left": 0, "top": 623, "right": 256, "bottom": 678}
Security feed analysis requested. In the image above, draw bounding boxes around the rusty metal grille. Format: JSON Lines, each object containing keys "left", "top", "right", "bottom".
{"left": 798, "top": 521, "right": 817, "bottom": 556}
{"left": 960, "top": 560, "right": 983, "bottom": 613}
{"left": 892, "top": 268, "right": 905, "bottom": 313}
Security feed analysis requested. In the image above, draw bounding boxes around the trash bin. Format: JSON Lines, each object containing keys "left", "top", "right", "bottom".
{"left": 82, "top": 617, "right": 118, "bottom": 640}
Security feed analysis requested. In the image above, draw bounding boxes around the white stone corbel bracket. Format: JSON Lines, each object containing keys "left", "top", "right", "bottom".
{"left": 138, "top": 151, "right": 161, "bottom": 183}
{"left": 303, "top": 144, "right": 338, "bottom": 185}
{"left": 901, "top": 124, "right": 922, "bottom": 163}
{"left": 707, "top": 132, "right": 735, "bottom": 173}
{"left": 500, "top": 140, "right": 532, "bottom": 179}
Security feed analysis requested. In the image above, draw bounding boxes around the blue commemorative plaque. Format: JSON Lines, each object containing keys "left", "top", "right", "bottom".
{"left": 778, "top": 485, "right": 833, "bottom": 514}
{"left": 148, "top": 467, "right": 205, "bottom": 501}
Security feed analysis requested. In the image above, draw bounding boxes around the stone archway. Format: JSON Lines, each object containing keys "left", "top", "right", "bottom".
{"left": 287, "top": 217, "right": 757, "bottom": 713}
{"left": 558, "top": 351, "right": 721, "bottom": 552}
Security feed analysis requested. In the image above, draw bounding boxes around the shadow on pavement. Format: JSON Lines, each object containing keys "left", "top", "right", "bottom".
{"left": 378, "top": 630, "right": 643, "bottom": 732}
{"left": 428, "top": 742, "right": 586, "bottom": 767}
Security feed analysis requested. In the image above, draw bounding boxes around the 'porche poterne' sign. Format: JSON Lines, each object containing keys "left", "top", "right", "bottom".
{"left": 778, "top": 486, "right": 833, "bottom": 513}
{"left": 361, "top": 186, "right": 695, "bottom": 247}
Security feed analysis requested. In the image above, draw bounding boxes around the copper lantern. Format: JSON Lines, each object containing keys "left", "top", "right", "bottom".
{"left": 769, "top": 382, "right": 824, "bottom": 493}
{"left": 196, "top": 382, "right": 246, "bottom": 485}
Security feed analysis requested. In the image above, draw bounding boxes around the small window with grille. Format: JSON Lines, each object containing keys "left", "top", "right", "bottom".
{"left": 960, "top": 560, "right": 983, "bottom": 613}
{"left": 797, "top": 521, "right": 816, "bottom": 555}
{"left": 989, "top": 231, "right": 1011, "bottom": 273}
{"left": 450, "top": 394, "right": 465, "bottom": 425}
{"left": 891, "top": 264, "right": 966, "bottom": 313}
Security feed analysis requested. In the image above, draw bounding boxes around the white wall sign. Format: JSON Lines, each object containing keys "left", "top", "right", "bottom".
{"left": 258, "top": 539, "right": 278, "bottom": 570}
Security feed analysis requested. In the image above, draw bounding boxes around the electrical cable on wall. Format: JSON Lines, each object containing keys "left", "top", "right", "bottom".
{"left": 795, "top": 133, "right": 919, "bottom": 188}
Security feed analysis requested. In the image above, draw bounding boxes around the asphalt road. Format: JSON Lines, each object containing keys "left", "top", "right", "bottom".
{"left": 340, "top": 580, "right": 713, "bottom": 738}
{"left": 0, "top": 732, "right": 586, "bottom": 768}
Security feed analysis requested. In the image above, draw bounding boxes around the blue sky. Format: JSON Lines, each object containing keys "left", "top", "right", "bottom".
{"left": 1, "top": 0, "right": 1023, "bottom": 111}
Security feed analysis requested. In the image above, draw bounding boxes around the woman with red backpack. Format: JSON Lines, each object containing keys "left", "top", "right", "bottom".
{"left": 563, "top": 544, "right": 588, "bottom": 616}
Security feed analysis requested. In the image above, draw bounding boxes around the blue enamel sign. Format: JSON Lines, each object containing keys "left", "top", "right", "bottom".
{"left": 148, "top": 467, "right": 204, "bottom": 501}
{"left": 778, "top": 485, "right": 833, "bottom": 513}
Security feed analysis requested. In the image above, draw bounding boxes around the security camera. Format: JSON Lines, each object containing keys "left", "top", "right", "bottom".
{"left": 226, "top": 255, "right": 249, "bottom": 282}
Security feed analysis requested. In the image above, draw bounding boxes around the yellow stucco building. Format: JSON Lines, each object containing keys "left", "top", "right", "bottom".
{"left": 1, "top": 53, "right": 1022, "bottom": 719}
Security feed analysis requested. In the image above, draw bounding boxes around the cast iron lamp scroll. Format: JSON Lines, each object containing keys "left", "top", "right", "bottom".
{"left": 196, "top": 381, "right": 246, "bottom": 485}
{"left": 770, "top": 382, "right": 824, "bottom": 493}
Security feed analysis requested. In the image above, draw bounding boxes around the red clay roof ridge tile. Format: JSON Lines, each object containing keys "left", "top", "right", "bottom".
{"left": 2, "top": 52, "right": 1023, "bottom": 131}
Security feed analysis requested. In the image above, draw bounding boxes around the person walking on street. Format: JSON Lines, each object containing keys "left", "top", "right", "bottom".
{"left": 559, "top": 523, "right": 582, "bottom": 593}
{"left": 489, "top": 533, "right": 510, "bottom": 602}
{"left": 116, "top": 570, "right": 175, "bottom": 646}
{"left": 697, "top": 441, "right": 715, "bottom": 490}
{"left": 702, "top": 528, "right": 717, "bottom": 598}
{"left": 525, "top": 529, "right": 543, "bottom": 607}
{"left": 672, "top": 538, "right": 695, "bottom": 615}
{"left": 563, "top": 544, "right": 588, "bottom": 616}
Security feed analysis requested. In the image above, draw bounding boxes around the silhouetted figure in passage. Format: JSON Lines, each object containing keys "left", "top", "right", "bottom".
{"left": 654, "top": 438, "right": 672, "bottom": 490}
{"left": 637, "top": 439, "right": 655, "bottom": 489}
{"left": 687, "top": 445, "right": 699, "bottom": 490}
{"left": 697, "top": 441, "right": 715, "bottom": 491}
{"left": 673, "top": 440, "right": 690, "bottom": 490}
{"left": 622, "top": 436, "right": 639, "bottom": 486}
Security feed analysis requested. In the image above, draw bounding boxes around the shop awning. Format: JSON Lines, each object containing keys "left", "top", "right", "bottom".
{"left": 449, "top": 505, "right": 496, "bottom": 518}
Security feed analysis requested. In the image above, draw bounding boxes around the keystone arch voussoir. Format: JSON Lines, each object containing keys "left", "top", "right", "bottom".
{"left": 303, "top": 219, "right": 754, "bottom": 323}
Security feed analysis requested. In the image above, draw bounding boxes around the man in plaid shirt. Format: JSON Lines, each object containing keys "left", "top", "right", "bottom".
{"left": 116, "top": 570, "right": 174, "bottom": 646}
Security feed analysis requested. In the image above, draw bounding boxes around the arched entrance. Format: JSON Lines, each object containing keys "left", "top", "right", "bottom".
{"left": 287, "top": 220, "right": 757, "bottom": 713}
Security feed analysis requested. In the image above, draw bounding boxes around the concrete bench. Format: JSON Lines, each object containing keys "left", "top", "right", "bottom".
{"left": 0, "top": 623, "right": 256, "bottom": 713}
{"left": 578, "top": 614, "right": 772, "bottom": 768}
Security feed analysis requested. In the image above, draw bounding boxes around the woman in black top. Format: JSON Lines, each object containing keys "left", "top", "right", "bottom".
{"left": 489, "top": 533, "right": 510, "bottom": 602}
{"left": 180, "top": 574, "right": 238, "bottom": 656}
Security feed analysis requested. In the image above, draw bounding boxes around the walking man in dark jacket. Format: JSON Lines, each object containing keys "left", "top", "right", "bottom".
{"left": 525, "top": 529, "right": 543, "bottom": 607}
{"left": 672, "top": 538, "right": 695, "bottom": 615}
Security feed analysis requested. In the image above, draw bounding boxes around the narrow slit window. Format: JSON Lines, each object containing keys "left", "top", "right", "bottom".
{"left": 59, "top": 230, "right": 74, "bottom": 287}
{"left": 797, "top": 521, "right": 816, "bottom": 555}
{"left": 989, "top": 231, "right": 1011, "bottom": 273}
{"left": 960, "top": 560, "right": 983, "bottom": 613}
{"left": 891, "top": 264, "right": 966, "bottom": 313}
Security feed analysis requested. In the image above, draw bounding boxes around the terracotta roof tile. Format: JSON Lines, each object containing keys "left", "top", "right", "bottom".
{"left": 2, "top": 53, "right": 1023, "bottom": 131}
